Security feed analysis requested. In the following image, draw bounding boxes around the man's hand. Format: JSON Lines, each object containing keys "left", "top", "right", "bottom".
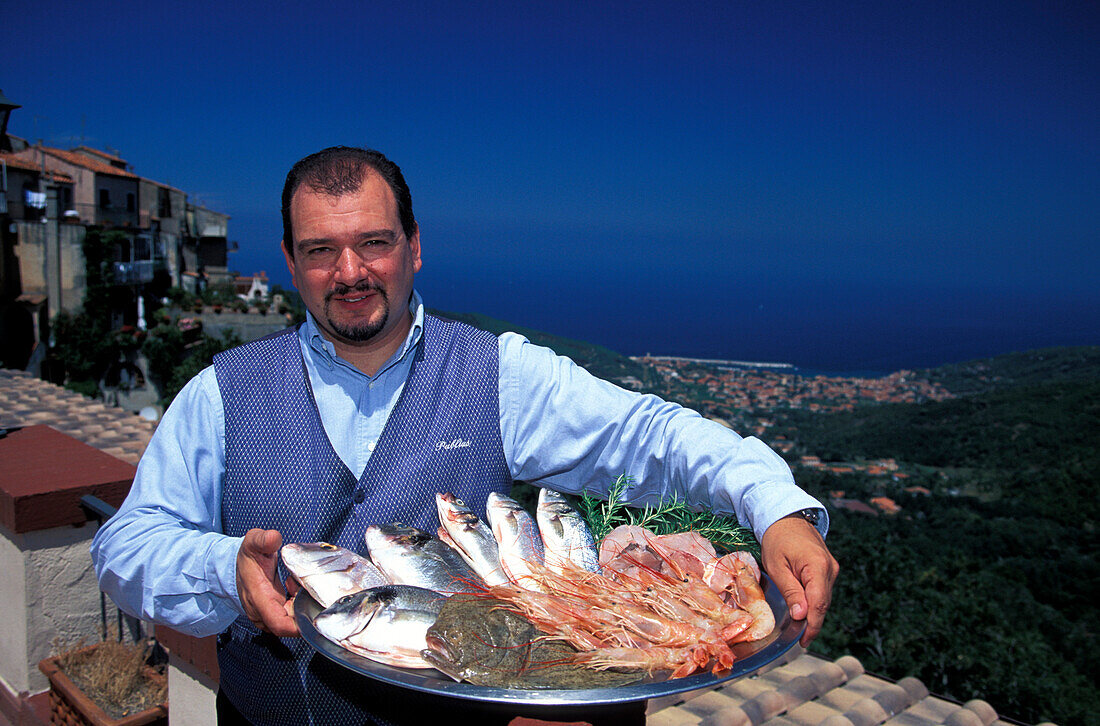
{"left": 760, "top": 514, "right": 839, "bottom": 647}
{"left": 236, "top": 528, "right": 299, "bottom": 637}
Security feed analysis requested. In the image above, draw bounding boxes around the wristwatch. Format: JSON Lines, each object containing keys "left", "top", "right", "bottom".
{"left": 787, "top": 508, "right": 821, "bottom": 527}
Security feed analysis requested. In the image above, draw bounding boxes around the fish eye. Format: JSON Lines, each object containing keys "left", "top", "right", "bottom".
{"left": 455, "top": 497, "right": 466, "bottom": 506}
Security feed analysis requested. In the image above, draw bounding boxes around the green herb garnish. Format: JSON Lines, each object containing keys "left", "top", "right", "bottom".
{"left": 578, "top": 474, "right": 760, "bottom": 558}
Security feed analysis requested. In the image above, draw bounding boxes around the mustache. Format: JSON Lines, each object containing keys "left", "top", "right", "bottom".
{"left": 326, "top": 281, "right": 385, "bottom": 301}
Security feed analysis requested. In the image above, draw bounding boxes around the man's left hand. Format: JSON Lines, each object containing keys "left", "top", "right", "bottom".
{"left": 760, "top": 514, "right": 839, "bottom": 647}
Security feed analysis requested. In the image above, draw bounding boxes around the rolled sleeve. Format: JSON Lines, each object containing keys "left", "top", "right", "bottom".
{"left": 498, "top": 333, "right": 826, "bottom": 540}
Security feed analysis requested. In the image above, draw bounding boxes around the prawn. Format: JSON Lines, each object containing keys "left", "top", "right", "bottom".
{"left": 704, "top": 553, "right": 774, "bottom": 642}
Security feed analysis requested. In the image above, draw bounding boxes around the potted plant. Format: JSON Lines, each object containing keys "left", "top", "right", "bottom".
{"left": 38, "top": 638, "right": 168, "bottom": 726}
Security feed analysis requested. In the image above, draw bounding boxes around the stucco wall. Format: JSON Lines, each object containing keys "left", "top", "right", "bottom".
{"left": 14, "top": 220, "right": 86, "bottom": 316}
{"left": 0, "top": 528, "right": 30, "bottom": 696}
{"left": 0, "top": 522, "right": 103, "bottom": 695}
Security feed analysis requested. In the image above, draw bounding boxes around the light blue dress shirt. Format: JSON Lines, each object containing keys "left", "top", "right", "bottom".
{"left": 90, "top": 291, "right": 826, "bottom": 637}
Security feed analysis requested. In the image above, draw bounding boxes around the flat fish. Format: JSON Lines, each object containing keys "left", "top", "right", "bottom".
{"left": 422, "top": 594, "right": 642, "bottom": 689}
{"left": 365, "top": 523, "right": 486, "bottom": 595}
{"left": 313, "top": 585, "right": 446, "bottom": 669}
{"left": 536, "top": 488, "right": 599, "bottom": 575}
{"left": 435, "top": 492, "right": 509, "bottom": 586}
{"left": 486, "top": 491, "right": 545, "bottom": 590}
{"left": 281, "top": 542, "right": 390, "bottom": 608}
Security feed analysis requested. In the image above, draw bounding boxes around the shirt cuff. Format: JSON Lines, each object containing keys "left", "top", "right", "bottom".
{"left": 207, "top": 535, "right": 246, "bottom": 615}
{"left": 746, "top": 489, "right": 830, "bottom": 541}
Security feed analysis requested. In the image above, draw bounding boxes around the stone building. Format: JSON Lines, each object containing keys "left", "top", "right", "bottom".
{"left": 0, "top": 92, "right": 232, "bottom": 374}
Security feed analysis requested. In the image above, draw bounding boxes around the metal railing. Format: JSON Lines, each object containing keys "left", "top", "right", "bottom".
{"left": 80, "top": 495, "right": 144, "bottom": 643}
{"left": 112, "top": 260, "right": 155, "bottom": 285}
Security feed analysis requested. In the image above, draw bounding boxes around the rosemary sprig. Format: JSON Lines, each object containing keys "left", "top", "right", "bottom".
{"left": 579, "top": 474, "right": 760, "bottom": 558}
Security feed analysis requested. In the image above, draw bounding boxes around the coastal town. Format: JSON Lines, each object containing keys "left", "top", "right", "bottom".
{"left": 628, "top": 355, "right": 952, "bottom": 516}
{"left": 633, "top": 354, "right": 953, "bottom": 422}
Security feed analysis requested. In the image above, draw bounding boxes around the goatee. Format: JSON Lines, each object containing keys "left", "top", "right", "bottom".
{"left": 324, "top": 283, "right": 389, "bottom": 342}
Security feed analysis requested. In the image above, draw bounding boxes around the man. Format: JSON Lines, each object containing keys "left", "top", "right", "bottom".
{"left": 91, "top": 147, "right": 838, "bottom": 726}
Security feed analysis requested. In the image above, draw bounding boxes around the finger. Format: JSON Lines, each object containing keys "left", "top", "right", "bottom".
{"left": 244, "top": 528, "right": 282, "bottom": 558}
{"left": 768, "top": 563, "right": 809, "bottom": 623}
{"left": 798, "top": 558, "right": 839, "bottom": 647}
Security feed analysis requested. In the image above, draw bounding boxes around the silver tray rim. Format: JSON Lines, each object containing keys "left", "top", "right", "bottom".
{"left": 294, "top": 573, "right": 805, "bottom": 706}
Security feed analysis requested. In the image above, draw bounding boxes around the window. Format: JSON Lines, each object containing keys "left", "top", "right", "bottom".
{"left": 126, "top": 193, "right": 135, "bottom": 212}
{"left": 99, "top": 189, "right": 110, "bottom": 208}
{"left": 158, "top": 187, "right": 172, "bottom": 218}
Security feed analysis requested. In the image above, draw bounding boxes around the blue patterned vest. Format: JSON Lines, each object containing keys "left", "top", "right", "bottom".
{"left": 212, "top": 315, "right": 511, "bottom": 725}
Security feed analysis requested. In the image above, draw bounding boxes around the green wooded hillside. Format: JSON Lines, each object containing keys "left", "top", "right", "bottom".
{"left": 787, "top": 352, "right": 1100, "bottom": 725}
{"left": 430, "top": 308, "right": 660, "bottom": 386}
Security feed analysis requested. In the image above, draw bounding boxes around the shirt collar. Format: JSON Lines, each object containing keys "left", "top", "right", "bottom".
{"left": 302, "top": 290, "right": 425, "bottom": 376}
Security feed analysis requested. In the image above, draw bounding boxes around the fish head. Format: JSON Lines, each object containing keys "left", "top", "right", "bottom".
{"left": 312, "top": 589, "right": 385, "bottom": 641}
{"left": 366, "top": 522, "right": 434, "bottom": 553}
{"left": 281, "top": 542, "right": 354, "bottom": 576}
{"left": 436, "top": 492, "right": 481, "bottom": 529}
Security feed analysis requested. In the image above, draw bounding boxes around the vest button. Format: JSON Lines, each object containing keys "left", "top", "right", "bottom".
{"left": 353, "top": 490, "right": 365, "bottom": 504}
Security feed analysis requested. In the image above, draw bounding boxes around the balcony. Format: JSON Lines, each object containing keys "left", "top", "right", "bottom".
{"left": 112, "top": 260, "right": 154, "bottom": 285}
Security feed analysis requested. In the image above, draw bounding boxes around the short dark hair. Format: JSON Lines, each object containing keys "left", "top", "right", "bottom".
{"left": 281, "top": 146, "right": 417, "bottom": 256}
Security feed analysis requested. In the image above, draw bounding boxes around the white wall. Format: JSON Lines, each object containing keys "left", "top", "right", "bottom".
{"left": 0, "top": 521, "right": 105, "bottom": 694}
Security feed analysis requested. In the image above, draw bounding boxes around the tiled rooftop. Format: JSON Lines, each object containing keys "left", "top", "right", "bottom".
{"left": 0, "top": 368, "right": 1055, "bottom": 726}
{"left": 33, "top": 145, "right": 139, "bottom": 179}
{"left": 645, "top": 649, "right": 1052, "bottom": 726}
{"left": 0, "top": 369, "right": 155, "bottom": 464}
{"left": 0, "top": 151, "right": 75, "bottom": 183}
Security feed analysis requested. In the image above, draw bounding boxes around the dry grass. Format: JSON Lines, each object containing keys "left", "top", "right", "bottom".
{"left": 55, "top": 638, "right": 167, "bottom": 720}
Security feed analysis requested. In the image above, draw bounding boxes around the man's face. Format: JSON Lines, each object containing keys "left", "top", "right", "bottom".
{"left": 283, "top": 172, "right": 421, "bottom": 350}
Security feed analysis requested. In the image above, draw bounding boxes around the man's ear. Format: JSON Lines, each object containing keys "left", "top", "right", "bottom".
{"left": 282, "top": 240, "right": 296, "bottom": 285}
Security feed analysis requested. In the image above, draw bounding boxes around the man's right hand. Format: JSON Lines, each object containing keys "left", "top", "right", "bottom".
{"left": 236, "top": 528, "right": 299, "bottom": 637}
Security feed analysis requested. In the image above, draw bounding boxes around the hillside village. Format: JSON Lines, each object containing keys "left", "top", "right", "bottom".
{"left": 0, "top": 89, "right": 277, "bottom": 401}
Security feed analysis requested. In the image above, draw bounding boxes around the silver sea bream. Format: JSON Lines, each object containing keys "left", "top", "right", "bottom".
{"left": 536, "top": 488, "right": 599, "bottom": 574}
{"left": 435, "top": 492, "right": 509, "bottom": 586}
{"left": 486, "top": 491, "right": 545, "bottom": 589}
{"left": 364, "top": 522, "right": 486, "bottom": 595}
{"left": 312, "top": 584, "right": 446, "bottom": 669}
{"left": 281, "top": 542, "right": 390, "bottom": 608}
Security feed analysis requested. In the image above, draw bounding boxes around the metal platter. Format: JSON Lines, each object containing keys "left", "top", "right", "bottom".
{"left": 295, "top": 574, "right": 805, "bottom": 706}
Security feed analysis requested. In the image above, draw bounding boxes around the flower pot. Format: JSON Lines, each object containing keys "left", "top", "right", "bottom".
{"left": 38, "top": 644, "right": 167, "bottom": 726}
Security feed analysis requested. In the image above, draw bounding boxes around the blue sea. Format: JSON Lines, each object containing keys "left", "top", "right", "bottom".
{"left": 240, "top": 226, "right": 1100, "bottom": 376}
{"left": 416, "top": 266, "right": 1099, "bottom": 375}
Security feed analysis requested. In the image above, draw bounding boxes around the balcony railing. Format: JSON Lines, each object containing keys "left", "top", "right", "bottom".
{"left": 113, "top": 260, "right": 155, "bottom": 285}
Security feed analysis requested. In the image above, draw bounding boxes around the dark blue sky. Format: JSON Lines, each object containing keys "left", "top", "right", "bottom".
{"left": 6, "top": 1, "right": 1098, "bottom": 371}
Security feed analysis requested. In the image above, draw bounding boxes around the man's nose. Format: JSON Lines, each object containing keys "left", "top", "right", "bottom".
{"left": 334, "top": 246, "right": 368, "bottom": 283}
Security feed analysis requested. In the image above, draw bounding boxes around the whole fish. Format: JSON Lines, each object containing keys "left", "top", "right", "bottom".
{"left": 312, "top": 585, "right": 446, "bottom": 669}
{"left": 537, "top": 488, "right": 600, "bottom": 575}
{"left": 364, "top": 523, "right": 485, "bottom": 595}
{"left": 281, "top": 542, "right": 390, "bottom": 608}
{"left": 435, "top": 492, "right": 509, "bottom": 586}
{"left": 485, "top": 491, "right": 545, "bottom": 589}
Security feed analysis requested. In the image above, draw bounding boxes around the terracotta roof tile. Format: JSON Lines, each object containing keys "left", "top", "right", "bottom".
{"left": 0, "top": 369, "right": 155, "bottom": 464}
{"left": 644, "top": 651, "right": 1051, "bottom": 726}
{"left": 36, "top": 146, "right": 139, "bottom": 178}
{"left": 0, "top": 151, "right": 75, "bottom": 182}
